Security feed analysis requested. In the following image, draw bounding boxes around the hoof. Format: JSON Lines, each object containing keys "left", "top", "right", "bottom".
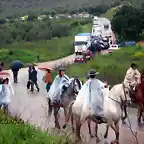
{"left": 55, "top": 125, "right": 60, "bottom": 129}
{"left": 72, "top": 127, "right": 75, "bottom": 132}
{"left": 111, "top": 140, "right": 119, "bottom": 144}
{"left": 96, "top": 136, "right": 100, "bottom": 143}
{"left": 63, "top": 124, "right": 66, "bottom": 129}
{"left": 104, "top": 134, "right": 108, "bottom": 139}
{"left": 89, "top": 133, "right": 94, "bottom": 138}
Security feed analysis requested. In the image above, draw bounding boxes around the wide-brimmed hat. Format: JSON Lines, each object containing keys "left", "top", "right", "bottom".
{"left": 88, "top": 69, "right": 99, "bottom": 76}
{"left": 59, "top": 67, "right": 66, "bottom": 71}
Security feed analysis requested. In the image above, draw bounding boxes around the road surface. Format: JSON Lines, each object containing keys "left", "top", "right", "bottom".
{"left": 7, "top": 50, "right": 144, "bottom": 144}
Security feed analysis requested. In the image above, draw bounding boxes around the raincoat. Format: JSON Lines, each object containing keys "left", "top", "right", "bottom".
{"left": 47, "top": 74, "right": 70, "bottom": 103}
{"left": 0, "top": 82, "right": 14, "bottom": 104}
{"left": 73, "top": 78, "right": 107, "bottom": 121}
{"left": 124, "top": 67, "right": 141, "bottom": 88}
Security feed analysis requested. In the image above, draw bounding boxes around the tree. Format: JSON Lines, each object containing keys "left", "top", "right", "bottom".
{"left": 27, "top": 13, "right": 37, "bottom": 21}
{"left": 112, "top": 5, "right": 144, "bottom": 40}
{"left": 0, "top": 18, "right": 6, "bottom": 24}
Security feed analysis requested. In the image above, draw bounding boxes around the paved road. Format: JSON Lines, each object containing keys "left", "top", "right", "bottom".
{"left": 7, "top": 50, "right": 143, "bottom": 144}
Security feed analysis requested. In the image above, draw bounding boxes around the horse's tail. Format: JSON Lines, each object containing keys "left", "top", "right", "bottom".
{"left": 63, "top": 100, "right": 75, "bottom": 129}
{"left": 48, "top": 98, "right": 53, "bottom": 117}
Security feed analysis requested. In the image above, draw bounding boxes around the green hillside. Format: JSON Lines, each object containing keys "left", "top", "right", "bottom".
{"left": 1, "top": 0, "right": 144, "bottom": 16}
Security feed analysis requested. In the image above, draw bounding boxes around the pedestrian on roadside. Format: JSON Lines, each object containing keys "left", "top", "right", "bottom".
{"left": 30, "top": 66, "right": 40, "bottom": 92}
{"left": 0, "top": 62, "right": 4, "bottom": 72}
{"left": 45, "top": 69, "right": 52, "bottom": 92}
{"left": 27, "top": 65, "right": 32, "bottom": 89}
{"left": 0, "top": 78, "right": 14, "bottom": 113}
{"left": 11, "top": 68, "right": 19, "bottom": 83}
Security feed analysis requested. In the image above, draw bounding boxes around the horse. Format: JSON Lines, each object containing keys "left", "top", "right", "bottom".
{"left": 48, "top": 77, "right": 82, "bottom": 129}
{"left": 63, "top": 83, "right": 131, "bottom": 144}
{"left": 135, "top": 74, "right": 144, "bottom": 123}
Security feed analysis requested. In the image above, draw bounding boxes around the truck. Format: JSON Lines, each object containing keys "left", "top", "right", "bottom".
{"left": 74, "top": 33, "right": 92, "bottom": 62}
{"left": 74, "top": 33, "right": 91, "bottom": 52}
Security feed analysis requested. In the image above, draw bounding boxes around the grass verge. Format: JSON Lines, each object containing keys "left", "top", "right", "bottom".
{"left": 0, "top": 111, "right": 71, "bottom": 144}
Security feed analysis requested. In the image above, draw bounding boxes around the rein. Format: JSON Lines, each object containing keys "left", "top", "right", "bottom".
{"left": 108, "top": 83, "right": 130, "bottom": 106}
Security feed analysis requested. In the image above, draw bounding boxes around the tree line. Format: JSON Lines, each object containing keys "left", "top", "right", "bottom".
{"left": 111, "top": 5, "right": 144, "bottom": 41}
{"left": 0, "top": 17, "right": 91, "bottom": 45}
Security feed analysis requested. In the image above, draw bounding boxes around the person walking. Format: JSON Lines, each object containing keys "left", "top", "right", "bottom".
{"left": 0, "top": 78, "right": 14, "bottom": 113}
{"left": 45, "top": 69, "right": 52, "bottom": 92}
{"left": 27, "top": 65, "right": 32, "bottom": 89}
{"left": 11, "top": 68, "right": 19, "bottom": 83}
{"left": 0, "top": 62, "right": 4, "bottom": 72}
{"left": 30, "top": 66, "right": 39, "bottom": 92}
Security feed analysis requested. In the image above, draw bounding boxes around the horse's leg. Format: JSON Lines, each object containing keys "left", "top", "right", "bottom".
{"left": 75, "top": 119, "right": 82, "bottom": 143}
{"left": 63, "top": 107, "right": 67, "bottom": 124}
{"left": 104, "top": 124, "right": 109, "bottom": 139}
{"left": 87, "top": 119, "right": 94, "bottom": 137}
{"left": 94, "top": 122, "right": 100, "bottom": 143}
{"left": 63, "top": 101, "right": 74, "bottom": 129}
{"left": 110, "top": 121, "right": 119, "bottom": 144}
{"left": 122, "top": 106, "right": 127, "bottom": 124}
{"left": 54, "top": 107, "right": 60, "bottom": 129}
{"left": 71, "top": 113, "right": 75, "bottom": 132}
{"left": 48, "top": 98, "right": 52, "bottom": 117}
{"left": 137, "top": 108, "right": 142, "bottom": 123}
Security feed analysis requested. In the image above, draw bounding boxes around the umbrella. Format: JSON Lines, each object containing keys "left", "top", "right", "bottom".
{"left": 38, "top": 67, "right": 53, "bottom": 72}
{"left": 0, "top": 71, "right": 10, "bottom": 78}
{"left": 11, "top": 60, "right": 24, "bottom": 69}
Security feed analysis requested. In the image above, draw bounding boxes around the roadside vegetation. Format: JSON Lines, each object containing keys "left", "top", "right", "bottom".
{"left": 0, "top": 111, "right": 71, "bottom": 144}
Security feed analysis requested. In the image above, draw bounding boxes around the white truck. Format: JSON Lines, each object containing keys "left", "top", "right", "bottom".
{"left": 74, "top": 33, "right": 91, "bottom": 52}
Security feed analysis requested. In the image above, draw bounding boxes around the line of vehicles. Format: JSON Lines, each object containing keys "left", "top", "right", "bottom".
{"left": 74, "top": 16, "right": 136, "bottom": 63}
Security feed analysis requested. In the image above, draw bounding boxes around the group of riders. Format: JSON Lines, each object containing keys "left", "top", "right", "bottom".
{"left": 47, "top": 62, "right": 144, "bottom": 123}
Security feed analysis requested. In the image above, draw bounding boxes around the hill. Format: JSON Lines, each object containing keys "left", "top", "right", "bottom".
{"left": 0, "top": 0, "right": 142, "bottom": 17}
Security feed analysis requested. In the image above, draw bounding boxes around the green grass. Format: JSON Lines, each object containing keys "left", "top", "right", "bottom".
{"left": 0, "top": 36, "right": 74, "bottom": 68}
{"left": 0, "top": 112, "right": 71, "bottom": 144}
{"left": 67, "top": 45, "right": 144, "bottom": 85}
{"left": 101, "top": 6, "right": 119, "bottom": 20}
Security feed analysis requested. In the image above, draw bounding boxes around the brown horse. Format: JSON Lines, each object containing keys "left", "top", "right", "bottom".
{"left": 136, "top": 74, "right": 144, "bottom": 123}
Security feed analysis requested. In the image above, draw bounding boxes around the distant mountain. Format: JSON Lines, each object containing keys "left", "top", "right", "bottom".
{"left": 0, "top": 0, "right": 144, "bottom": 17}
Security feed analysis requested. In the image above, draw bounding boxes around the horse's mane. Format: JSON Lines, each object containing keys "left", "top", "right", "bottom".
{"left": 75, "top": 78, "right": 82, "bottom": 89}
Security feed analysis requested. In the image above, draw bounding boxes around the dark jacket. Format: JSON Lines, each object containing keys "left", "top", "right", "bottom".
{"left": 31, "top": 70, "right": 37, "bottom": 82}
{"left": 28, "top": 69, "right": 32, "bottom": 80}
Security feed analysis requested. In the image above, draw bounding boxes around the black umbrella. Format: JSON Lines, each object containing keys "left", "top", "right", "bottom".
{"left": 11, "top": 60, "right": 24, "bottom": 69}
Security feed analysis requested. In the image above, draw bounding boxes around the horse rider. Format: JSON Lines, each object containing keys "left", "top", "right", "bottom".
{"left": 124, "top": 63, "right": 141, "bottom": 101}
{"left": 80, "top": 69, "right": 108, "bottom": 123}
{"left": 48, "top": 67, "right": 70, "bottom": 104}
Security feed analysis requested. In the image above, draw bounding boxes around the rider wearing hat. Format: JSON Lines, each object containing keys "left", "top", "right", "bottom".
{"left": 81, "top": 69, "right": 108, "bottom": 123}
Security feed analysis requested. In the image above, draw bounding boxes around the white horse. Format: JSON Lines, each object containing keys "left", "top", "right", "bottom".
{"left": 63, "top": 83, "right": 132, "bottom": 144}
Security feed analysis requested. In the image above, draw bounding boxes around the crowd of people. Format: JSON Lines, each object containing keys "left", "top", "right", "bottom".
{"left": 0, "top": 60, "right": 143, "bottom": 124}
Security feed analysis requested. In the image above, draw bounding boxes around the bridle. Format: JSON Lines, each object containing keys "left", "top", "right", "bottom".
{"left": 109, "top": 83, "right": 131, "bottom": 107}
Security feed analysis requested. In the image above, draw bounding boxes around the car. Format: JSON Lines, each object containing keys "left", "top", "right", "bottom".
{"left": 108, "top": 44, "right": 119, "bottom": 53}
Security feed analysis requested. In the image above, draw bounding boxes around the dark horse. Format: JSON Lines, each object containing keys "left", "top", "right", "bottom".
{"left": 122, "top": 73, "right": 144, "bottom": 124}
{"left": 48, "top": 77, "right": 82, "bottom": 129}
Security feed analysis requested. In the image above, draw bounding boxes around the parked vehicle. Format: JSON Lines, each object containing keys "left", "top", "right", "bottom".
{"left": 118, "top": 41, "right": 136, "bottom": 47}
{"left": 108, "top": 44, "right": 119, "bottom": 53}
{"left": 74, "top": 50, "right": 93, "bottom": 63}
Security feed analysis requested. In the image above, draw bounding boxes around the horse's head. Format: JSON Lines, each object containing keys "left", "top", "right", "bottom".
{"left": 72, "top": 78, "right": 82, "bottom": 95}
